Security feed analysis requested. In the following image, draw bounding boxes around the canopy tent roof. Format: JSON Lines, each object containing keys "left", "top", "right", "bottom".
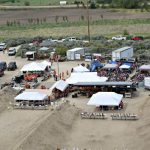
{"left": 50, "top": 80, "right": 69, "bottom": 92}
{"left": 25, "top": 51, "right": 36, "bottom": 55}
{"left": 66, "top": 72, "right": 108, "bottom": 84}
{"left": 15, "top": 92, "right": 48, "bottom": 101}
{"left": 87, "top": 92, "right": 123, "bottom": 106}
{"left": 109, "top": 61, "right": 117, "bottom": 64}
{"left": 103, "top": 64, "right": 118, "bottom": 69}
{"left": 25, "top": 89, "right": 52, "bottom": 96}
{"left": 73, "top": 65, "right": 89, "bottom": 72}
{"left": 119, "top": 64, "right": 130, "bottom": 69}
{"left": 139, "top": 65, "right": 150, "bottom": 71}
{"left": 41, "top": 60, "right": 51, "bottom": 67}
{"left": 21, "top": 62, "right": 47, "bottom": 72}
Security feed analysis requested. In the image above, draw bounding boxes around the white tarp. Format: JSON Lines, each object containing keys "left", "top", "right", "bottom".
{"left": 73, "top": 65, "right": 89, "bottom": 72}
{"left": 139, "top": 65, "right": 150, "bottom": 71}
{"left": 50, "top": 80, "right": 69, "bottom": 92}
{"left": 66, "top": 72, "right": 108, "bottom": 84}
{"left": 15, "top": 92, "right": 48, "bottom": 101}
{"left": 119, "top": 64, "right": 130, "bottom": 69}
{"left": 41, "top": 60, "right": 51, "bottom": 67}
{"left": 103, "top": 64, "right": 118, "bottom": 69}
{"left": 87, "top": 92, "right": 123, "bottom": 106}
{"left": 21, "top": 62, "right": 47, "bottom": 72}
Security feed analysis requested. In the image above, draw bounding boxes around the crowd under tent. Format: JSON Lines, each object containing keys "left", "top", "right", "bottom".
{"left": 73, "top": 65, "right": 89, "bottom": 72}
{"left": 87, "top": 92, "right": 123, "bottom": 107}
{"left": 103, "top": 64, "right": 118, "bottom": 69}
{"left": 14, "top": 91, "right": 49, "bottom": 109}
{"left": 66, "top": 72, "right": 108, "bottom": 84}
{"left": 21, "top": 62, "right": 47, "bottom": 72}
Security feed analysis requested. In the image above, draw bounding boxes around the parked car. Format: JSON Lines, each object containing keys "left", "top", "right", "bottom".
{"left": 0, "top": 62, "right": 7, "bottom": 71}
{"left": 0, "top": 43, "right": 6, "bottom": 51}
{"left": 7, "top": 62, "right": 17, "bottom": 71}
{"left": 65, "top": 37, "right": 77, "bottom": 42}
{"left": 8, "top": 47, "right": 16, "bottom": 56}
{"left": 0, "top": 69, "right": 4, "bottom": 77}
{"left": 112, "top": 35, "right": 126, "bottom": 40}
{"left": 131, "top": 36, "right": 143, "bottom": 41}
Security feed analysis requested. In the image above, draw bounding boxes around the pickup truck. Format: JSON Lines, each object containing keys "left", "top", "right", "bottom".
{"left": 112, "top": 35, "right": 126, "bottom": 40}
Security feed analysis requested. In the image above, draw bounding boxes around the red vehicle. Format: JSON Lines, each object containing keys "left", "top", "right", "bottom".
{"left": 131, "top": 36, "right": 143, "bottom": 41}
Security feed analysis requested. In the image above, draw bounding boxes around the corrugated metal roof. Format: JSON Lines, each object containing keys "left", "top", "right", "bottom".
{"left": 113, "top": 47, "right": 132, "bottom": 52}
{"left": 68, "top": 47, "right": 84, "bottom": 52}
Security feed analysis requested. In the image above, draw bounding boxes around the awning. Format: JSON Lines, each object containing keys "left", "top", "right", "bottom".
{"left": 119, "top": 64, "right": 130, "bottom": 69}
{"left": 41, "top": 60, "right": 51, "bottom": 67}
{"left": 25, "top": 51, "right": 36, "bottom": 55}
{"left": 15, "top": 92, "right": 48, "bottom": 101}
{"left": 87, "top": 92, "right": 123, "bottom": 106}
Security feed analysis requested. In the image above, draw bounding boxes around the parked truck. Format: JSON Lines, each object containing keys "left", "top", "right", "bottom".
{"left": 144, "top": 77, "right": 150, "bottom": 90}
{"left": 66, "top": 47, "right": 85, "bottom": 60}
{"left": 112, "top": 46, "right": 133, "bottom": 61}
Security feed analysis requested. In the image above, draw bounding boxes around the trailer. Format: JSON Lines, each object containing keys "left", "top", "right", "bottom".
{"left": 66, "top": 47, "right": 85, "bottom": 60}
{"left": 112, "top": 47, "right": 133, "bottom": 61}
{"left": 144, "top": 77, "right": 150, "bottom": 89}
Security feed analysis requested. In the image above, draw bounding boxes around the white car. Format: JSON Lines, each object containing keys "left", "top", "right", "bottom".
{"left": 112, "top": 35, "right": 126, "bottom": 40}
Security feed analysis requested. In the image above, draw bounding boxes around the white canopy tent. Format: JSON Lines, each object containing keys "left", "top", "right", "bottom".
{"left": 15, "top": 91, "right": 48, "bottom": 101}
{"left": 41, "top": 60, "right": 51, "bottom": 67}
{"left": 73, "top": 65, "right": 89, "bottom": 72}
{"left": 87, "top": 92, "right": 123, "bottom": 106}
{"left": 139, "top": 65, "right": 150, "bottom": 71}
{"left": 50, "top": 80, "right": 69, "bottom": 92}
{"left": 21, "top": 62, "right": 47, "bottom": 72}
{"left": 66, "top": 72, "right": 108, "bottom": 84}
{"left": 119, "top": 64, "right": 130, "bottom": 69}
{"left": 103, "top": 64, "right": 118, "bottom": 69}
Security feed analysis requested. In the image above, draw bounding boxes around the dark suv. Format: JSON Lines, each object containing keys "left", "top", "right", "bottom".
{"left": 0, "top": 62, "right": 7, "bottom": 71}
{"left": 7, "top": 62, "right": 17, "bottom": 71}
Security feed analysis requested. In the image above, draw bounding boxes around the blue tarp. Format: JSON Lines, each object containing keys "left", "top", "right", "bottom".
{"left": 90, "top": 60, "right": 103, "bottom": 71}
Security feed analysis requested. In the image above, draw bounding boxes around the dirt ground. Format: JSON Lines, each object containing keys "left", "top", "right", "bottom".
{"left": 0, "top": 50, "right": 150, "bottom": 150}
{"left": 0, "top": 8, "right": 150, "bottom": 25}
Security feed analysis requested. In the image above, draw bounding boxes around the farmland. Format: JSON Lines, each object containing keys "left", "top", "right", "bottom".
{"left": 0, "top": 8, "right": 150, "bottom": 39}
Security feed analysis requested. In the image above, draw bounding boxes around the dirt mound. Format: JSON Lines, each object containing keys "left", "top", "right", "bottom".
{"left": 0, "top": 86, "right": 18, "bottom": 114}
{"left": 17, "top": 103, "right": 80, "bottom": 150}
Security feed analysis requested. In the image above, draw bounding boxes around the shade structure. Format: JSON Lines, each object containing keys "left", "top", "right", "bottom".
{"left": 73, "top": 65, "right": 89, "bottom": 72}
{"left": 50, "top": 80, "right": 69, "bottom": 92}
{"left": 103, "top": 64, "right": 118, "bottom": 69}
{"left": 21, "top": 62, "right": 47, "bottom": 72}
{"left": 15, "top": 92, "right": 48, "bottom": 101}
{"left": 87, "top": 92, "right": 123, "bottom": 106}
{"left": 139, "top": 65, "right": 150, "bottom": 71}
{"left": 66, "top": 72, "right": 108, "bottom": 84}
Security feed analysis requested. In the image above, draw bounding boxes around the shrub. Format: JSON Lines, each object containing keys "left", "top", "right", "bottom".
{"left": 24, "top": 1, "right": 30, "bottom": 6}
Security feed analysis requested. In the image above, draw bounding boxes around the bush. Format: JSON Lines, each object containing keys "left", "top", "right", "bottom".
{"left": 24, "top": 1, "right": 30, "bottom": 6}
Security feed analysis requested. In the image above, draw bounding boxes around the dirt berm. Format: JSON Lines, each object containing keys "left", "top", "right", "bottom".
{"left": 17, "top": 103, "right": 80, "bottom": 150}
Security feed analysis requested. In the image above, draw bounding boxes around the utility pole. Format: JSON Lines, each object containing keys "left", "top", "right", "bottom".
{"left": 87, "top": 0, "right": 90, "bottom": 43}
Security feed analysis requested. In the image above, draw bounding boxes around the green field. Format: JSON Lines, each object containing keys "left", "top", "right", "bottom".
{"left": 0, "top": 0, "right": 87, "bottom": 6}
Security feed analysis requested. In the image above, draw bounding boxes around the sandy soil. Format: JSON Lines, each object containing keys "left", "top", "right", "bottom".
{"left": 0, "top": 51, "right": 150, "bottom": 150}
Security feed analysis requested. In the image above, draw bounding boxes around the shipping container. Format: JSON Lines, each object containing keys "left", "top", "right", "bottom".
{"left": 112, "top": 47, "right": 133, "bottom": 61}
{"left": 66, "top": 47, "right": 85, "bottom": 60}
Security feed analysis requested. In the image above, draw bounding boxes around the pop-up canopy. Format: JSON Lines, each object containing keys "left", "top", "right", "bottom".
{"left": 73, "top": 65, "right": 89, "bottom": 72}
{"left": 87, "top": 92, "right": 123, "bottom": 106}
